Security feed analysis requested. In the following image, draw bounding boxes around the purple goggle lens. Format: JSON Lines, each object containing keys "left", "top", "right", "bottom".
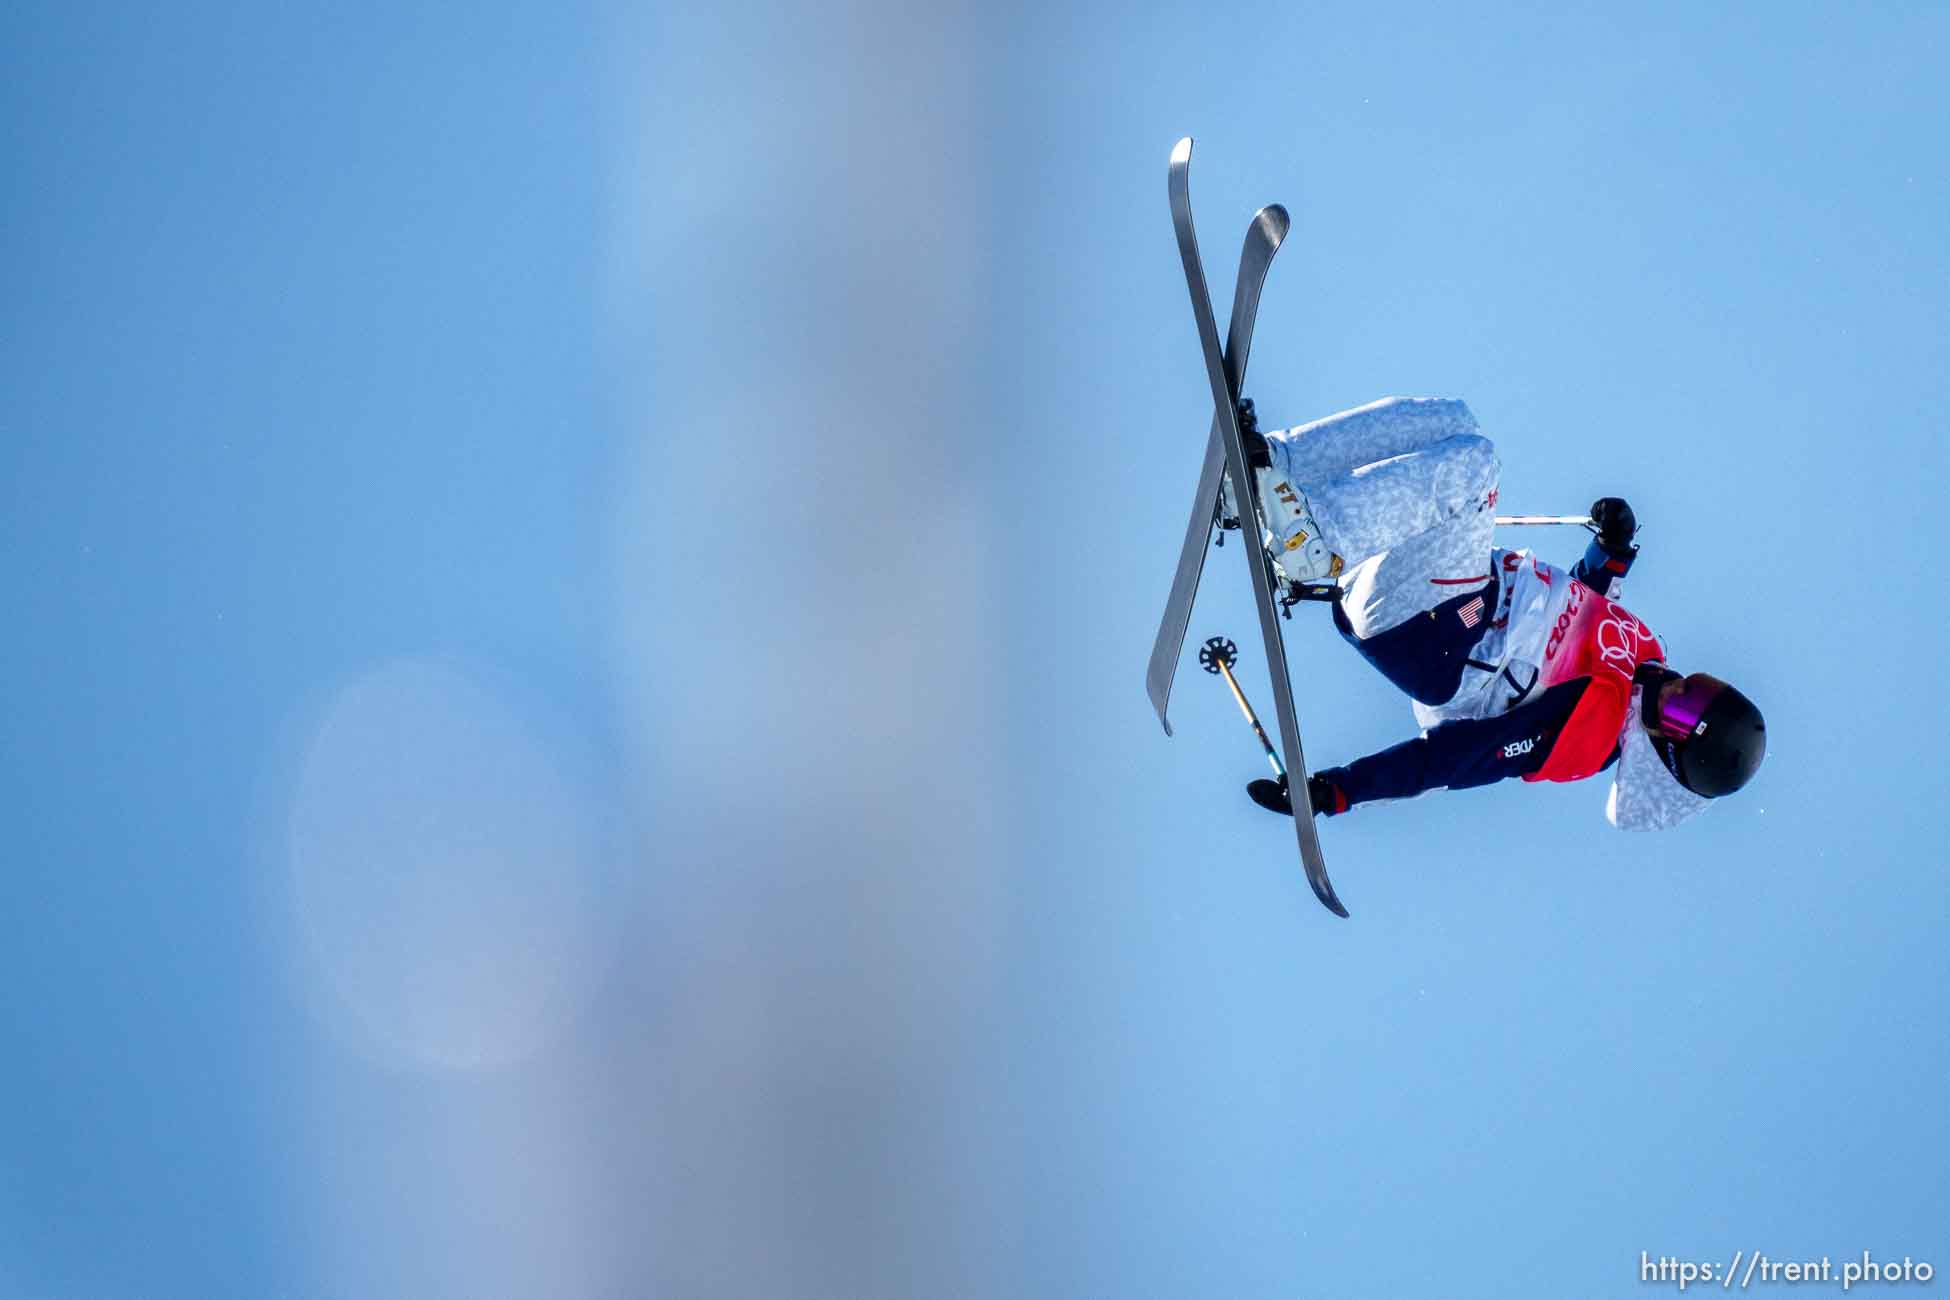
{"left": 1652, "top": 673, "right": 1729, "bottom": 741}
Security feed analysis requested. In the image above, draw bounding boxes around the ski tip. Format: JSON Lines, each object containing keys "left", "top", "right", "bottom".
{"left": 1254, "top": 204, "right": 1290, "bottom": 243}
{"left": 1146, "top": 676, "right": 1175, "bottom": 735}
{"left": 1316, "top": 887, "right": 1351, "bottom": 919}
{"left": 1170, "top": 136, "right": 1193, "bottom": 165}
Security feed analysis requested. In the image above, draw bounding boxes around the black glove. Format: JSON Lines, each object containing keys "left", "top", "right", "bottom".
{"left": 1589, "top": 497, "right": 1637, "bottom": 552}
{"left": 1247, "top": 775, "right": 1291, "bottom": 815}
{"left": 1246, "top": 773, "right": 1345, "bottom": 818}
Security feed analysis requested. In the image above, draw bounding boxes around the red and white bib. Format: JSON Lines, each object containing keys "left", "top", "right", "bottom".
{"left": 1524, "top": 572, "right": 1664, "bottom": 783}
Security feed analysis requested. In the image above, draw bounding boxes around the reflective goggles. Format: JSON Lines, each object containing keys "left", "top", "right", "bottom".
{"left": 1635, "top": 664, "right": 1730, "bottom": 742}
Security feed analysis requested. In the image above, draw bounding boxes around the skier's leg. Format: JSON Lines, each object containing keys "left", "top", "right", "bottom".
{"left": 1264, "top": 396, "right": 1479, "bottom": 485}
{"left": 1332, "top": 512, "right": 1499, "bottom": 704}
{"left": 1320, "top": 437, "right": 1502, "bottom": 707}
{"left": 1244, "top": 397, "right": 1486, "bottom": 580}
{"left": 1331, "top": 434, "right": 1500, "bottom": 634}
{"left": 1303, "top": 432, "right": 1500, "bottom": 563}
{"left": 1252, "top": 427, "right": 1498, "bottom": 580}
{"left": 1238, "top": 393, "right": 1501, "bottom": 706}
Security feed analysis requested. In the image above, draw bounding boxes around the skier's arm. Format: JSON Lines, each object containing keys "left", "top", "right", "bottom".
{"left": 1572, "top": 497, "right": 1638, "bottom": 596}
{"left": 1315, "top": 678, "right": 1603, "bottom": 810}
{"left": 1572, "top": 535, "right": 1636, "bottom": 595}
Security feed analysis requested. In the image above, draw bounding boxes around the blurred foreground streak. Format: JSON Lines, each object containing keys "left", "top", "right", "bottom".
{"left": 289, "top": 3, "right": 1014, "bottom": 1291}
{"left": 600, "top": 7, "right": 1014, "bottom": 1294}
{"left": 600, "top": 0, "right": 1012, "bottom": 1295}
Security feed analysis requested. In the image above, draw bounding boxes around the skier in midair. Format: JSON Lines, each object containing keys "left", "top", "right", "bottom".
{"left": 1224, "top": 395, "right": 1766, "bottom": 830}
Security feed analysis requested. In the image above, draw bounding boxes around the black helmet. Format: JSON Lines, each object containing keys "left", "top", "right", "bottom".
{"left": 1639, "top": 669, "right": 1766, "bottom": 798}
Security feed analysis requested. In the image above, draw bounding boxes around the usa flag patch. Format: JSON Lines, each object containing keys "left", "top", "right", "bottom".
{"left": 1458, "top": 596, "right": 1485, "bottom": 629}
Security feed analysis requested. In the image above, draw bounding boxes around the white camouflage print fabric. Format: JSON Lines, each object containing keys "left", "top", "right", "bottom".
{"left": 1260, "top": 396, "right": 1499, "bottom": 638}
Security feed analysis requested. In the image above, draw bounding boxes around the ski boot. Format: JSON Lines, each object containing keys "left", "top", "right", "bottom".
{"left": 1219, "top": 399, "right": 1344, "bottom": 587}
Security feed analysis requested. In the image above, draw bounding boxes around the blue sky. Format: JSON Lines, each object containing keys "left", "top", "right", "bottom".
{"left": 4, "top": 2, "right": 1945, "bottom": 1296}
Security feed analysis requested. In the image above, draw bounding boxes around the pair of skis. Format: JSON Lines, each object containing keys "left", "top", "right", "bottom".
{"left": 1147, "top": 136, "right": 1349, "bottom": 918}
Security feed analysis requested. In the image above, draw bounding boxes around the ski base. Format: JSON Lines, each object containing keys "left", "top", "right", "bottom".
{"left": 1145, "top": 204, "right": 1289, "bottom": 736}
{"left": 1164, "top": 135, "right": 1348, "bottom": 918}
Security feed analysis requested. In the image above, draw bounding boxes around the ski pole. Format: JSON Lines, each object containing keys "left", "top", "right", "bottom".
{"left": 1495, "top": 514, "right": 1592, "bottom": 527}
{"left": 1199, "top": 637, "right": 1284, "bottom": 780}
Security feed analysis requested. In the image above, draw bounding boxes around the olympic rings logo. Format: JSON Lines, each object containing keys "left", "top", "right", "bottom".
{"left": 1596, "top": 604, "right": 1655, "bottom": 673}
